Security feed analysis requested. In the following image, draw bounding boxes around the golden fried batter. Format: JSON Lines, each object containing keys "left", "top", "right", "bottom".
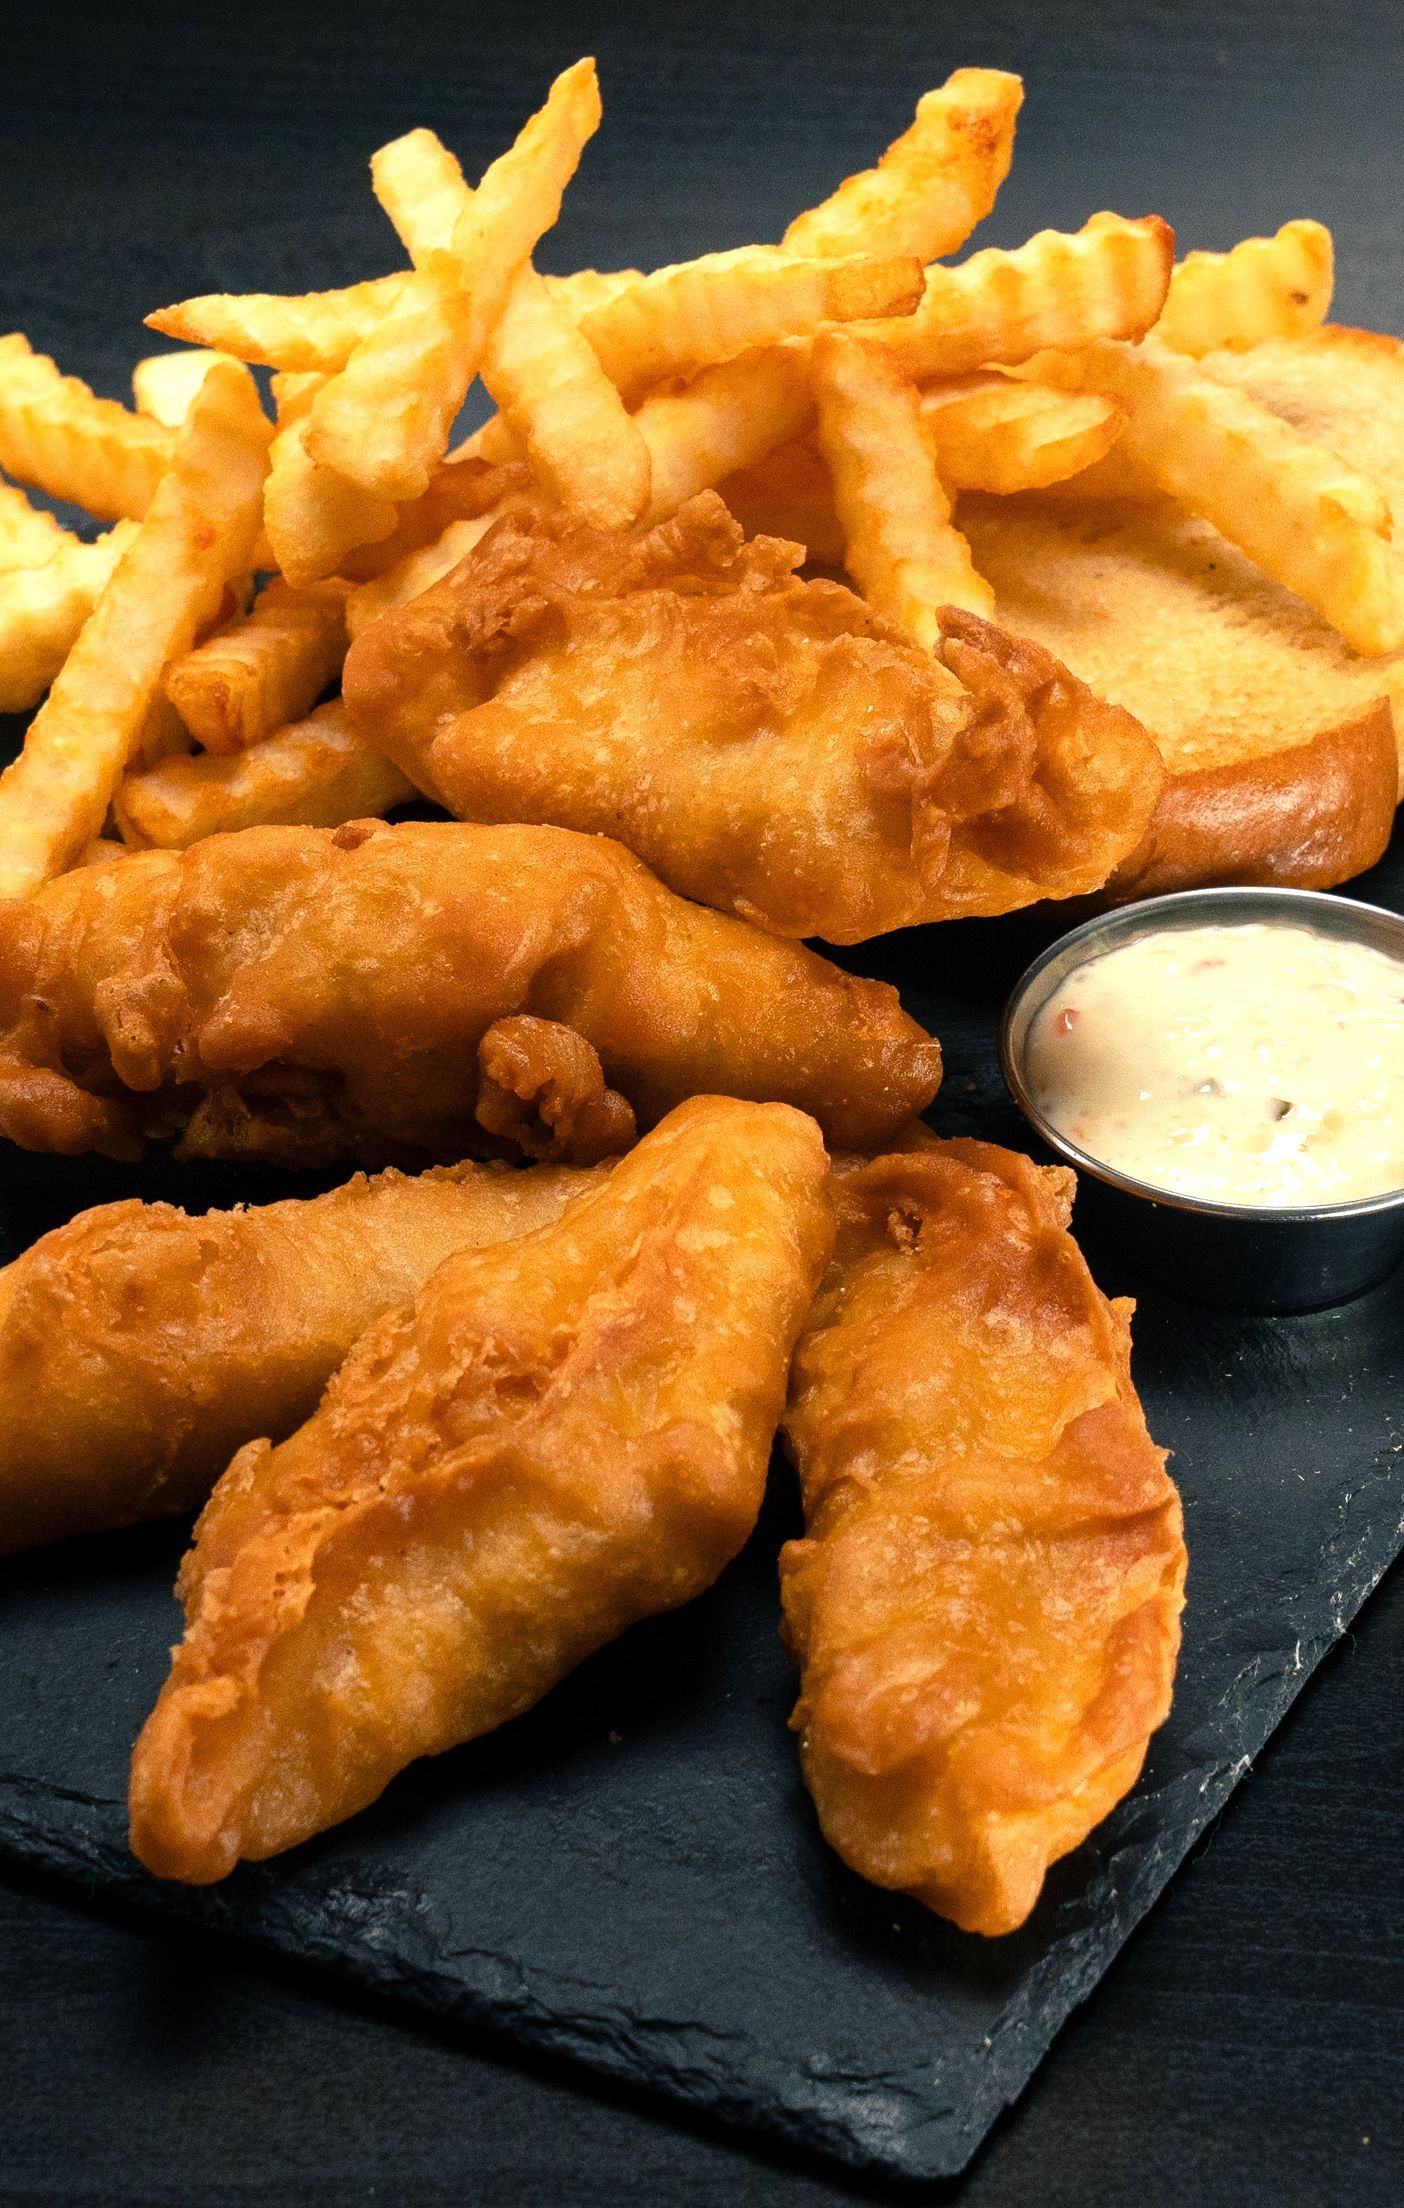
{"left": 0, "top": 818, "right": 941, "bottom": 1166}
{"left": 129, "top": 1096, "right": 834, "bottom": 1883}
{"left": 780, "top": 1142, "right": 1186, "bottom": 1937}
{"left": 0, "top": 1158, "right": 602, "bottom": 1554}
{"left": 343, "top": 493, "right": 1163, "bottom": 942}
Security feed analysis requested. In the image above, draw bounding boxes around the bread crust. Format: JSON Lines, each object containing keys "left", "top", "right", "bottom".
{"left": 1104, "top": 697, "right": 1396, "bottom": 902}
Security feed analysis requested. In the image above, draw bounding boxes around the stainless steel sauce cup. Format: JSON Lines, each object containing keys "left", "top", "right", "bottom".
{"left": 999, "top": 886, "right": 1404, "bottom": 1312}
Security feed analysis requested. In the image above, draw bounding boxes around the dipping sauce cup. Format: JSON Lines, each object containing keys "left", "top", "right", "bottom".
{"left": 1000, "top": 886, "right": 1404, "bottom": 1312}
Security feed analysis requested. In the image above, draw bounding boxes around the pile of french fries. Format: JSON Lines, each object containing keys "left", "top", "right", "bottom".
{"left": 0, "top": 56, "right": 1382, "bottom": 904}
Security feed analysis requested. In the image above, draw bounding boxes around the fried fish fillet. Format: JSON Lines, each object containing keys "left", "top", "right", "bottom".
{"left": 342, "top": 492, "right": 1164, "bottom": 943}
{"left": 0, "top": 1158, "right": 603, "bottom": 1555}
{"left": 780, "top": 1141, "right": 1187, "bottom": 1936}
{"left": 0, "top": 818, "right": 941, "bottom": 1167}
{"left": 129, "top": 1095, "right": 834, "bottom": 1883}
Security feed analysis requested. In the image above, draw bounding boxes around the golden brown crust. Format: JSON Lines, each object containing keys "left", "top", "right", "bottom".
{"left": 1103, "top": 698, "right": 1397, "bottom": 901}
{"left": 473, "top": 1015, "right": 638, "bottom": 1162}
{"left": 932, "top": 608, "right": 1165, "bottom": 913}
{"left": 780, "top": 1140, "right": 1186, "bottom": 1937}
{"left": 129, "top": 1097, "right": 834, "bottom": 1883}
{"left": 0, "top": 819, "right": 942, "bottom": 1166}
{"left": 344, "top": 493, "right": 1164, "bottom": 941}
{"left": 0, "top": 1157, "right": 604, "bottom": 1554}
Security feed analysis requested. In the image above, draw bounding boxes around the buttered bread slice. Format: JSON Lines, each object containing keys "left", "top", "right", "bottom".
{"left": 958, "top": 325, "right": 1404, "bottom": 899}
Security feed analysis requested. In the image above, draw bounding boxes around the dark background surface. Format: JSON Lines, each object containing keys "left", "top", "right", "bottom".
{"left": 1, "top": 1, "right": 1402, "bottom": 2202}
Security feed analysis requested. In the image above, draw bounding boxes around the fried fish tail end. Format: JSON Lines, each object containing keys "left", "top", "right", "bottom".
{"left": 130, "top": 1095, "right": 834, "bottom": 1883}
{"left": 781, "top": 1141, "right": 1186, "bottom": 1936}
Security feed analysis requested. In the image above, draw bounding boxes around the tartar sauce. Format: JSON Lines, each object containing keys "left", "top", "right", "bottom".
{"left": 1025, "top": 922, "right": 1404, "bottom": 1208}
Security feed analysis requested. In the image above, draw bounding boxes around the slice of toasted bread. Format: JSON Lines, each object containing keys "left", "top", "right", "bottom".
{"left": 958, "top": 325, "right": 1404, "bottom": 899}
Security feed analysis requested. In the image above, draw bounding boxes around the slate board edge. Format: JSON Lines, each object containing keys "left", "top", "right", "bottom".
{"left": 2, "top": 1497, "right": 1400, "bottom": 2188}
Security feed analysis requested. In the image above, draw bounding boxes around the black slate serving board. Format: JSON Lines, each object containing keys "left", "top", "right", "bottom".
{"left": 2, "top": 815, "right": 1403, "bottom": 2182}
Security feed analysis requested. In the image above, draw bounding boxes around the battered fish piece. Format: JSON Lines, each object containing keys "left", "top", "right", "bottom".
{"left": 343, "top": 493, "right": 1164, "bottom": 943}
{"left": 0, "top": 1158, "right": 602, "bottom": 1554}
{"left": 129, "top": 1096, "right": 833, "bottom": 1883}
{"left": 0, "top": 818, "right": 940, "bottom": 1167}
{"left": 780, "top": 1142, "right": 1187, "bottom": 1937}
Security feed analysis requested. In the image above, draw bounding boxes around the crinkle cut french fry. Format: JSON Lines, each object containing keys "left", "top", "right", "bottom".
{"left": 1036, "top": 443, "right": 1166, "bottom": 507}
{"left": 452, "top": 412, "right": 527, "bottom": 465}
{"left": 1030, "top": 336, "right": 1404, "bottom": 655}
{"left": 134, "top": 690, "right": 195, "bottom": 772}
{"left": 579, "top": 248, "right": 925, "bottom": 400}
{"left": 270, "top": 370, "right": 328, "bottom": 427}
{"left": 369, "top": 74, "right": 634, "bottom": 520}
{"left": 636, "top": 342, "right": 815, "bottom": 521}
{"left": 164, "top": 577, "right": 350, "bottom": 754}
{"left": 812, "top": 330, "right": 994, "bottom": 648}
{"left": 446, "top": 57, "right": 602, "bottom": 345}
{"left": 1155, "top": 219, "right": 1334, "bottom": 356}
{"left": 0, "top": 525, "right": 136, "bottom": 714}
{"left": 717, "top": 439, "right": 846, "bottom": 565}
{"left": 783, "top": 67, "right": 1023, "bottom": 262}
{"left": 453, "top": 273, "right": 647, "bottom": 466}
{"left": 376, "top": 59, "right": 600, "bottom": 273}
{"left": 251, "top": 422, "right": 490, "bottom": 590}
{"left": 544, "top": 268, "right": 645, "bottom": 318}
{"left": 371, "top": 126, "right": 480, "bottom": 260}
{"left": 1034, "top": 328, "right": 1390, "bottom": 528}
{"left": 917, "top": 372, "right": 1129, "bottom": 493}
{"left": 0, "top": 477, "right": 72, "bottom": 570}
{"left": 262, "top": 417, "right": 398, "bottom": 586}
{"left": 256, "top": 381, "right": 329, "bottom": 566}
{"left": 311, "top": 65, "right": 603, "bottom": 510}
{"left": 346, "top": 515, "right": 508, "bottom": 641}
{"left": 483, "top": 266, "right": 651, "bottom": 528}
{"left": 371, "top": 134, "right": 519, "bottom": 480}
{"left": 0, "top": 361, "right": 271, "bottom": 898}
{"left": 146, "top": 275, "right": 413, "bottom": 374}
{"left": 855, "top": 214, "right": 1174, "bottom": 381}
{"left": 116, "top": 701, "right": 415, "bottom": 848}
{"left": 304, "top": 256, "right": 477, "bottom": 503}
{"left": 0, "top": 334, "right": 174, "bottom": 521}
{"left": 373, "top": 60, "right": 601, "bottom": 356}
{"left": 132, "top": 350, "right": 235, "bottom": 427}
{"left": 645, "top": 354, "right": 1128, "bottom": 533}
{"left": 718, "top": 378, "right": 1128, "bottom": 555}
